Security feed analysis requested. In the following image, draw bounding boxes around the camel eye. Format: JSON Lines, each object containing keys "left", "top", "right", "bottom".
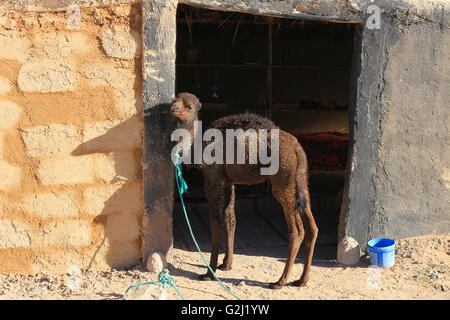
{"left": 187, "top": 105, "right": 193, "bottom": 110}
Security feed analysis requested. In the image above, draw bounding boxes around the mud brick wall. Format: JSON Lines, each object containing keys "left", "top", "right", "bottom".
{"left": 0, "top": 3, "right": 144, "bottom": 273}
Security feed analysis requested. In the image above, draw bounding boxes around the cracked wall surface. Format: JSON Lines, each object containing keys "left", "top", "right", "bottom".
{"left": 0, "top": 3, "right": 144, "bottom": 273}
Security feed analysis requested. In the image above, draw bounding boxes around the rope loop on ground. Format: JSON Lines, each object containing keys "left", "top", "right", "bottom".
{"left": 125, "top": 269, "right": 186, "bottom": 300}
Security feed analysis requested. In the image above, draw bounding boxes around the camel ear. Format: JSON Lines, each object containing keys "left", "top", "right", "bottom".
{"left": 196, "top": 102, "right": 202, "bottom": 111}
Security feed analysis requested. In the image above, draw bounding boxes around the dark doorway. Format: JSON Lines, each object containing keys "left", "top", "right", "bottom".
{"left": 173, "top": 4, "right": 355, "bottom": 260}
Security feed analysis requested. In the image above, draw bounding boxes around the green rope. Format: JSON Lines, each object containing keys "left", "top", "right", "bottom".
{"left": 125, "top": 269, "right": 186, "bottom": 300}
{"left": 124, "top": 144, "right": 239, "bottom": 300}
{"left": 174, "top": 145, "right": 240, "bottom": 300}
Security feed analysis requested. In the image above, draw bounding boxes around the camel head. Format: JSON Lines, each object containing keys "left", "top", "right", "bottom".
{"left": 171, "top": 92, "right": 201, "bottom": 129}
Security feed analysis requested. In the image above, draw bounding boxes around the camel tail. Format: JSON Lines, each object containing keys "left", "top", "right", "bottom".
{"left": 294, "top": 144, "right": 309, "bottom": 212}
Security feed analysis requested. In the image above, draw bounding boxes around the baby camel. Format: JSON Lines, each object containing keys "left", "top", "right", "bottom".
{"left": 170, "top": 92, "right": 318, "bottom": 289}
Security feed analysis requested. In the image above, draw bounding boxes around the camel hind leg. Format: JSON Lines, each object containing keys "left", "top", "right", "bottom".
{"left": 269, "top": 182, "right": 305, "bottom": 289}
{"left": 293, "top": 167, "right": 318, "bottom": 287}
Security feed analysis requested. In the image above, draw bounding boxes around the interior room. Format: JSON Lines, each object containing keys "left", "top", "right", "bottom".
{"left": 173, "top": 4, "right": 355, "bottom": 260}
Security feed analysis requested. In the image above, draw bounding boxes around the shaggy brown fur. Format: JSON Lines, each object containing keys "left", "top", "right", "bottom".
{"left": 171, "top": 92, "right": 318, "bottom": 289}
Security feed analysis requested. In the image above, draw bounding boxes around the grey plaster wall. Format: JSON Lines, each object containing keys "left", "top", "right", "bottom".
{"left": 344, "top": 9, "right": 449, "bottom": 249}
{"left": 374, "top": 23, "right": 450, "bottom": 241}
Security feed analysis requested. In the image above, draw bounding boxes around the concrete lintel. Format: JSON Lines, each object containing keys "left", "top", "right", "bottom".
{"left": 178, "top": 0, "right": 449, "bottom": 26}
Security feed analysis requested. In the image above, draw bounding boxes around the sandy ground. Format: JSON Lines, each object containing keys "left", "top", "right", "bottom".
{"left": 0, "top": 234, "right": 448, "bottom": 300}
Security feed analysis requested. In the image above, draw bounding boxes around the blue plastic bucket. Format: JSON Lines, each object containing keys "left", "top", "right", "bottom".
{"left": 368, "top": 238, "right": 396, "bottom": 268}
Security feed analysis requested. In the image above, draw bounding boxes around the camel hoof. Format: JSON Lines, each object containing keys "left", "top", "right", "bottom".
{"left": 268, "top": 282, "right": 284, "bottom": 290}
{"left": 293, "top": 279, "right": 308, "bottom": 287}
{"left": 218, "top": 264, "right": 232, "bottom": 271}
{"left": 199, "top": 273, "right": 214, "bottom": 281}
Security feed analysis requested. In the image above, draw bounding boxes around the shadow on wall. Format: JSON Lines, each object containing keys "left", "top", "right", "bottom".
{"left": 68, "top": 3, "right": 145, "bottom": 271}
{"left": 71, "top": 116, "right": 143, "bottom": 270}
{"left": 140, "top": 104, "right": 176, "bottom": 263}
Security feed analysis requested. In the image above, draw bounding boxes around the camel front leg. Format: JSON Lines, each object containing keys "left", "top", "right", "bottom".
{"left": 219, "top": 185, "right": 235, "bottom": 271}
{"left": 199, "top": 215, "right": 223, "bottom": 280}
{"left": 199, "top": 180, "right": 233, "bottom": 280}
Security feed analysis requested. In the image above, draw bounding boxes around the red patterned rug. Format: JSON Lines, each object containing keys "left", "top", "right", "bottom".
{"left": 294, "top": 132, "right": 349, "bottom": 171}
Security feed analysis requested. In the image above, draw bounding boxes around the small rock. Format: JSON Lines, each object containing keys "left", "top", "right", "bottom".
{"left": 337, "top": 236, "right": 360, "bottom": 266}
{"left": 125, "top": 285, "right": 167, "bottom": 300}
{"left": 146, "top": 252, "right": 167, "bottom": 273}
{"left": 441, "top": 285, "right": 447, "bottom": 292}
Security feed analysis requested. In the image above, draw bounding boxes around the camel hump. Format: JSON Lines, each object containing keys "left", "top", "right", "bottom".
{"left": 209, "top": 112, "right": 278, "bottom": 131}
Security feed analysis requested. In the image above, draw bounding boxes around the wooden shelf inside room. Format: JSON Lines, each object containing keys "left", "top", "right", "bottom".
{"left": 175, "top": 7, "right": 354, "bottom": 122}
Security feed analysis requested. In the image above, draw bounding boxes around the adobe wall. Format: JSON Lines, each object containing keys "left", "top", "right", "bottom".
{"left": 0, "top": 2, "right": 143, "bottom": 273}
